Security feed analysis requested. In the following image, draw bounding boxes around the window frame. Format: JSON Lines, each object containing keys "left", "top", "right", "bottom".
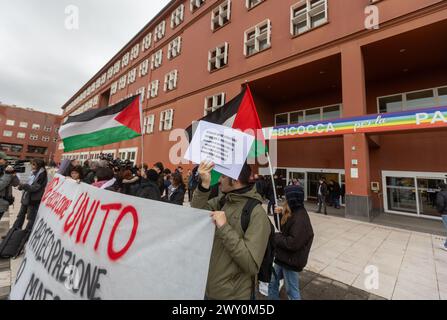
{"left": 211, "top": 0, "right": 231, "bottom": 31}
{"left": 290, "top": 0, "right": 328, "bottom": 37}
{"left": 208, "top": 43, "right": 229, "bottom": 72}
{"left": 171, "top": 4, "right": 185, "bottom": 29}
{"left": 164, "top": 70, "right": 178, "bottom": 92}
{"left": 167, "top": 36, "right": 182, "bottom": 60}
{"left": 204, "top": 93, "right": 226, "bottom": 116}
{"left": 244, "top": 19, "right": 272, "bottom": 57}
{"left": 159, "top": 109, "right": 174, "bottom": 131}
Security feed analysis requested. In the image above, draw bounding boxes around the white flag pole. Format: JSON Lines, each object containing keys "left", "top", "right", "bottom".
{"left": 266, "top": 151, "right": 280, "bottom": 232}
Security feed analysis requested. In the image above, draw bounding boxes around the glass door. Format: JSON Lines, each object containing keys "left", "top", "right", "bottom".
{"left": 385, "top": 177, "right": 417, "bottom": 214}
{"left": 417, "top": 178, "right": 444, "bottom": 217}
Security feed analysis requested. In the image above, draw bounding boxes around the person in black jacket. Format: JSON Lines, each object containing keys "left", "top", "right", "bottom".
{"left": 12, "top": 159, "right": 48, "bottom": 232}
{"left": 317, "top": 177, "right": 328, "bottom": 215}
{"left": 436, "top": 182, "right": 447, "bottom": 251}
{"left": 268, "top": 185, "right": 314, "bottom": 300}
{"left": 135, "top": 169, "right": 161, "bottom": 201}
{"left": 163, "top": 173, "right": 185, "bottom": 206}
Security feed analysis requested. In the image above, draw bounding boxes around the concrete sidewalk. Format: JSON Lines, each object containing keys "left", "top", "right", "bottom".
{"left": 305, "top": 210, "right": 447, "bottom": 300}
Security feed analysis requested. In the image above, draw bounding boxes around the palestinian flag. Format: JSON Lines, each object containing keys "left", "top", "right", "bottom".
{"left": 60, "top": 95, "right": 142, "bottom": 152}
{"left": 186, "top": 85, "right": 266, "bottom": 184}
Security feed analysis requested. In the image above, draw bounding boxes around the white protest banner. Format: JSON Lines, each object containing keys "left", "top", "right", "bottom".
{"left": 10, "top": 174, "right": 215, "bottom": 300}
{"left": 184, "top": 121, "right": 255, "bottom": 180}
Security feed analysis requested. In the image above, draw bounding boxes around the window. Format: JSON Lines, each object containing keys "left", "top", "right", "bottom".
{"left": 275, "top": 114, "right": 289, "bottom": 126}
{"left": 118, "top": 75, "right": 127, "bottom": 90}
{"left": 44, "top": 126, "right": 52, "bottom": 132}
{"left": 53, "top": 138, "right": 58, "bottom": 143}
{"left": 290, "top": 111, "right": 304, "bottom": 124}
{"left": 274, "top": 104, "right": 342, "bottom": 125}
{"left": 111, "top": 81, "right": 118, "bottom": 95}
{"left": 127, "top": 68, "right": 137, "bottom": 85}
{"left": 322, "top": 105, "right": 341, "bottom": 120}
{"left": 32, "top": 124, "right": 41, "bottom": 130}
{"left": 191, "top": 0, "right": 205, "bottom": 12}
{"left": 405, "top": 90, "right": 435, "bottom": 110}
{"left": 144, "top": 115, "right": 155, "bottom": 134}
{"left": 58, "top": 143, "right": 64, "bottom": 150}
{"left": 139, "top": 59, "right": 149, "bottom": 77}
{"left": 244, "top": 20, "right": 271, "bottom": 57}
{"left": 154, "top": 21, "right": 166, "bottom": 42}
{"left": 379, "top": 95, "right": 403, "bottom": 113}
{"left": 211, "top": 0, "right": 231, "bottom": 31}
{"left": 142, "top": 33, "right": 152, "bottom": 51}
{"left": 101, "top": 73, "right": 107, "bottom": 85}
{"left": 147, "top": 80, "right": 160, "bottom": 98}
{"left": 305, "top": 108, "right": 321, "bottom": 122}
{"left": 208, "top": 43, "right": 229, "bottom": 72}
{"left": 42, "top": 136, "right": 50, "bottom": 142}
{"left": 114, "top": 61, "right": 121, "bottom": 75}
{"left": 30, "top": 134, "right": 39, "bottom": 141}
{"left": 164, "top": 70, "right": 178, "bottom": 92}
{"left": 3, "top": 130, "right": 13, "bottom": 137}
{"left": 160, "top": 109, "right": 174, "bottom": 131}
{"left": 204, "top": 93, "right": 226, "bottom": 115}
{"left": 122, "top": 52, "right": 130, "bottom": 67}
{"left": 19, "top": 122, "right": 28, "bottom": 128}
{"left": 246, "top": 0, "right": 264, "bottom": 10}
{"left": 107, "top": 66, "right": 114, "bottom": 80}
{"left": 377, "top": 86, "right": 447, "bottom": 113}
{"left": 17, "top": 132, "right": 26, "bottom": 139}
{"left": 168, "top": 37, "right": 182, "bottom": 60}
{"left": 439, "top": 87, "right": 447, "bottom": 105}
{"left": 171, "top": 4, "right": 185, "bottom": 28}
{"left": 55, "top": 127, "right": 59, "bottom": 133}
{"left": 130, "top": 44, "right": 140, "bottom": 60}
{"left": 151, "top": 49, "right": 163, "bottom": 70}
{"left": 6, "top": 120, "right": 15, "bottom": 126}
{"left": 291, "top": 0, "right": 328, "bottom": 36}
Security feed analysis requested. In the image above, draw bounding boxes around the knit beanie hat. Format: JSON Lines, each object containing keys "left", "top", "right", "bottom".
{"left": 284, "top": 185, "right": 305, "bottom": 211}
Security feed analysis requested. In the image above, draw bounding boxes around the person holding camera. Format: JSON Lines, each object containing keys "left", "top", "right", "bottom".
{"left": 0, "top": 152, "right": 20, "bottom": 221}
{"left": 11, "top": 159, "right": 48, "bottom": 232}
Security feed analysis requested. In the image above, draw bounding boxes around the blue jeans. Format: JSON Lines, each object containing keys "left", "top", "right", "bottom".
{"left": 268, "top": 264, "right": 301, "bottom": 300}
{"left": 442, "top": 215, "right": 447, "bottom": 247}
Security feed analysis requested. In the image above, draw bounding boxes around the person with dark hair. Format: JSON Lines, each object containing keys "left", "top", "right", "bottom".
{"left": 317, "top": 177, "right": 328, "bottom": 215}
{"left": 69, "top": 166, "right": 84, "bottom": 183}
{"left": 188, "top": 166, "right": 200, "bottom": 200}
{"left": 12, "top": 158, "right": 48, "bottom": 232}
{"left": 163, "top": 172, "right": 186, "bottom": 206}
{"left": 436, "top": 182, "right": 447, "bottom": 251}
{"left": 0, "top": 152, "right": 20, "bottom": 222}
{"left": 265, "top": 178, "right": 276, "bottom": 217}
{"left": 163, "top": 168, "right": 172, "bottom": 197}
{"left": 329, "top": 180, "right": 341, "bottom": 209}
{"left": 92, "top": 167, "right": 116, "bottom": 191}
{"left": 135, "top": 169, "right": 162, "bottom": 201}
{"left": 191, "top": 161, "right": 271, "bottom": 300}
{"left": 153, "top": 162, "right": 166, "bottom": 195}
{"left": 268, "top": 185, "right": 314, "bottom": 300}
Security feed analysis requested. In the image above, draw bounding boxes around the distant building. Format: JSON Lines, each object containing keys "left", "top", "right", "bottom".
{"left": 0, "top": 104, "right": 62, "bottom": 163}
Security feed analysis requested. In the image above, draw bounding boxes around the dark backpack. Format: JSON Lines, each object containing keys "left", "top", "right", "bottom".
{"left": 218, "top": 197, "right": 275, "bottom": 283}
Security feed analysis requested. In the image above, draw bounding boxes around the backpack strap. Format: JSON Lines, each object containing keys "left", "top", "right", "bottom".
{"left": 241, "top": 199, "right": 262, "bottom": 233}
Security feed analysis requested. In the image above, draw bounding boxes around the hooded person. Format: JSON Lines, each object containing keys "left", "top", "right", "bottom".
{"left": 0, "top": 152, "right": 20, "bottom": 221}
{"left": 268, "top": 185, "right": 314, "bottom": 300}
{"left": 135, "top": 169, "right": 162, "bottom": 201}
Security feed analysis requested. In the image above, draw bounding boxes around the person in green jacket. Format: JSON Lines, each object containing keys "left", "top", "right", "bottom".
{"left": 192, "top": 160, "right": 271, "bottom": 300}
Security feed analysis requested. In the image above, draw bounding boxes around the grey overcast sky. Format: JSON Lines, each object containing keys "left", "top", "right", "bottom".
{"left": 0, "top": 0, "right": 170, "bottom": 115}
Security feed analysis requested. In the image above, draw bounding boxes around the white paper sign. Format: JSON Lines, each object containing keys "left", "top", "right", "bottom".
{"left": 351, "top": 168, "right": 359, "bottom": 179}
{"left": 184, "top": 121, "right": 255, "bottom": 180}
{"left": 9, "top": 174, "right": 215, "bottom": 300}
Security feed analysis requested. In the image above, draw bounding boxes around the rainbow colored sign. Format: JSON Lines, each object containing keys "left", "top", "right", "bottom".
{"left": 264, "top": 106, "right": 447, "bottom": 140}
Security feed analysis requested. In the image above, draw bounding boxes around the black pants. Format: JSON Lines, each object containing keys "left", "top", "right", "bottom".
{"left": 12, "top": 203, "right": 39, "bottom": 232}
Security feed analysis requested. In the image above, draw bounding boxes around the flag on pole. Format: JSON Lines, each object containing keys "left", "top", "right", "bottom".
{"left": 186, "top": 85, "right": 266, "bottom": 184}
{"left": 59, "top": 95, "right": 143, "bottom": 152}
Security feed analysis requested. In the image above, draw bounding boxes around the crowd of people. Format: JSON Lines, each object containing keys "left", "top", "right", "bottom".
{"left": 2, "top": 151, "right": 445, "bottom": 300}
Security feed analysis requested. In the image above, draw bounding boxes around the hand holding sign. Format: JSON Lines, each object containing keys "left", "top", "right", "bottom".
{"left": 198, "top": 160, "right": 215, "bottom": 189}
{"left": 184, "top": 121, "right": 255, "bottom": 180}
